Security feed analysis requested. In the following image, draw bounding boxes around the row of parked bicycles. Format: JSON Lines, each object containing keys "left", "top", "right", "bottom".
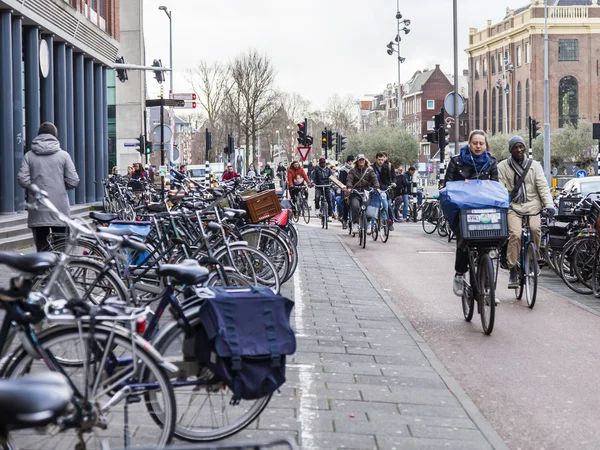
{"left": 0, "top": 173, "right": 300, "bottom": 449}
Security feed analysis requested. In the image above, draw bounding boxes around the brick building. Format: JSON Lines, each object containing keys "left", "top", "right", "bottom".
{"left": 466, "top": 0, "right": 600, "bottom": 136}
{"left": 0, "top": 0, "right": 120, "bottom": 212}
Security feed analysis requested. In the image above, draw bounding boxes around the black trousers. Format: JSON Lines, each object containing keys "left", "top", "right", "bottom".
{"left": 455, "top": 246, "right": 469, "bottom": 274}
{"left": 32, "top": 226, "right": 67, "bottom": 252}
{"left": 315, "top": 187, "right": 332, "bottom": 216}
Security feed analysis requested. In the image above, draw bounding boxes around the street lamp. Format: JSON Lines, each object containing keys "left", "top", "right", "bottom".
{"left": 159, "top": 5, "right": 175, "bottom": 164}
{"left": 386, "top": 2, "right": 410, "bottom": 124}
{"left": 496, "top": 57, "right": 514, "bottom": 134}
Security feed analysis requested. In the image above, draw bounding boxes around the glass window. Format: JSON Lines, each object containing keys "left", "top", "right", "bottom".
{"left": 516, "top": 46, "right": 522, "bottom": 66}
{"left": 483, "top": 90, "right": 488, "bottom": 132}
{"left": 483, "top": 58, "right": 487, "bottom": 77}
{"left": 559, "top": 39, "right": 578, "bottom": 61}
{"left": 427, "top": 120, "right": 435, "bottom": 130}
{"left": 525, "top": 79, "right": 530, "bottom": 120}
{"left": 516, "top": 82, "right": 522, "bottom": 130}
{"left": 491, "top": 88, "right": 497, "bottom": 135}
{"left": 427, "top": 100, "right": 435, "bottom": 110}
{"left": 475, "top": 92, "right": 480, "bottom": 130}
{"left": 475, "top": 60, "right": 480, "bottom": 80}
{"left": 497, "top": 54, "right": 502, "bottom": 72}
{"left": 491, "top": 56, "right": 496, "bottom": 75}
{"left": 558, "top": 76, "right": 579, "bottom": 127}
{"left": 498, "top": 88, "right": 503, "bottom": 133}
{"left": 525, "top": 42, "right": 530, "bottom": 64}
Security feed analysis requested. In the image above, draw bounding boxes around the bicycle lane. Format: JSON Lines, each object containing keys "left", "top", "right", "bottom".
{"left": 346, "top": 221, "right": 600, "bottom": 449}
{"left": 224, "top": 224, "right": 507, "bottom": 449}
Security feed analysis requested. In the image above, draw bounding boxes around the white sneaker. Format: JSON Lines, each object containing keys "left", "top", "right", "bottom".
{"left": 453, "top": 275, "right": 465, "bottom": 297}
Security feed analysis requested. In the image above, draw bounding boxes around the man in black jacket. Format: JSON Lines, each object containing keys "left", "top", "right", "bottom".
{"left": 402, "top": 167, "right": 423, "bottom": 221}
{"left": 311, "top": 157, "right": 333, "bottom": 220}
{"left": 373, "top": 152, "right": 395, "bottom": 230}
{"left": 337, "top": 155, "right": 354, "bottom": 228}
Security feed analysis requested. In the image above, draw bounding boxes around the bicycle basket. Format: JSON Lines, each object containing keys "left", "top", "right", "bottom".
{"left": 459, "top": 208, "right": 508, "bottom": 245}
{"left": 557, "top": 196, "right": 582, "bottom": 221}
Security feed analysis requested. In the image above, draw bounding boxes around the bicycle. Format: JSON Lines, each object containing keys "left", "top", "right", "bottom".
{"left": 314, "top": 184, "right": 330, "bottom": 229}
{"left": 370, "top": 190, "right": 390, "bottom": 243}
{"left": 290, "top": 186, "right": 310, "bottom": 224}
{"left": 348, "top": 189, "right": 371, "bottom": 249}
{"left": 510, "top": 208, "right": 550, "bottom": 308}
{"left": 459, "top": 207, "right": 509, "bottom": 335}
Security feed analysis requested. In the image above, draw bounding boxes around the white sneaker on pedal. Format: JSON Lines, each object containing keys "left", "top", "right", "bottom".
{"left": 453, "top": 275, "right": 465, "bottom": 297}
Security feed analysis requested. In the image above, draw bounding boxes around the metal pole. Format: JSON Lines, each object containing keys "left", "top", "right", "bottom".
{"left": 396, "top": 0, "right": 402, "bottom": 124}
{"left": 168, "top": 12, "right": 174, "bottom": 165}
{"left": 453, "top": 0, "right": 459, "bottom": 153}
{"left": 160, "top": 94, "right": 165, "bottom": 201}
{"left": 543, "top": 0, "right": 551, "bottom": 182}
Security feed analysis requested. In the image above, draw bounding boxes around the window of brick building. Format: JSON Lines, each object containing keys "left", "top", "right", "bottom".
{"left": 525, "top": 42, "right": 530, "bottom": 64}
{"left": 559, "top": 39, "right": 578, "bottom": 61}
{"left": 491, "top": 56, "right": 496, "bottom": 75}
{"left": 427, "top": 100, "right": 434, "bottom": 110}
{"left": 483, "top": 58, "right": 487, "bottom": 77}
{"left": 516, "top": 46, "right": 522, "bottom": 67}
{"left": 427, "top": 120, "right": 435, "bottom": 130}
{"left": 475, "top": 92, "right": 480, "bottom": 130}
{"left": 498, "top": 88, "right": 503, "bottom": 133}
{"left": 517, "top": 82, "right": 522, "bottom": 131}
{"left": 483, "top": 90, "right": 488, "bottom": 132}
{"left": 491, "top": 88, "right": 497, "bottom": 135}
{"left": 525, "top": 79, "right": 530, "bottom": 120}
{"left": 559, "top": 76, "right": 579, "bottom": 127}
{"left": 475, "top": 60, "right": 480, "bottom": 80}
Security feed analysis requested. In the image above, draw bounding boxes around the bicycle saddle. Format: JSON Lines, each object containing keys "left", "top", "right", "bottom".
{"left": 89, "top": 211, "right": 119, "bottom": 223}
{"left": 0, "top": 372, "right": 72, "bottom": 429}
{"left": 157, "top": 260, "right": 210, "bottom": 285}
{"left": 223, "top": 208, "right": 247, "bottom": 218}
{"left": 0, "top": 252, "right": 59, "bottom": 274}
{"left": 206, "top": 222, "right": 222, "bottom": 233}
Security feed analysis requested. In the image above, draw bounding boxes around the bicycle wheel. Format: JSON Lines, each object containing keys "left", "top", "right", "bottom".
{"left": 462, "top": 271, "right": 475, "bottom": 322}
{"left": 152, "top": 310, "right": 272, "bottom": 441}
{"left": 214, "top": 244, "right": 281, "bottom": 293}
{"left": 360, "top": 211, "right": 367, "bottom": 249}
{"left": 592, "top": 250, "right": 600, "bottom": 298}
{"left": 525, "top": 242, "right": 538, "bottom": 308}
{"left": 205, "top": 267, "right": 252, "bottom": 287}
{"left": 559, "top": 236, "right": 594, "bottom": 295}
{"left": 437, "top": 216, "right": 449, "bottom": 237}
{"left": 240, "top": 229, "right": 290, "bottom": 286}
{"left": 381, "top": 215, "right": 390, "bottom": 243}
{"left": 4, "top": 327, "right": 176, "bottom": 449}
{"left": 302, "top": 197, "right": 310, "bottom": 224}
{"left": 478, "top": 253, "right": 496, "bottom": 335}
{"left": 371, "top": 216, "right": 379, "bottom": 241}
{"left": 515, "top": 263, "right": 524, "bottom": 300}
{"left": 422, "top": 216, "right": 438, "bottom": 234}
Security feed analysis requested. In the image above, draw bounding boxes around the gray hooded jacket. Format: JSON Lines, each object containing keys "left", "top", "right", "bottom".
{"left": 17, "top": 134, "right": 80, "bottom": 227}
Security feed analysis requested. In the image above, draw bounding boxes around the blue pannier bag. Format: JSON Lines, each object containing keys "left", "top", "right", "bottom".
{"left": 440, "top": 180, "right": 510, "bottom": 227}
{"left": 108, "top": 221, "right": 151, "bottom": 265}
{"left": 195, "top": 286, "right": 296, "bottom": 404}
{"left": 366, "top": 191, "right": 381, "bottom": 219}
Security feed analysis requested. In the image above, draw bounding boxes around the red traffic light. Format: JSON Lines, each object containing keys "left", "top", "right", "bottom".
{"left": 298, "top": 123, "right": 305, "bottom": 129}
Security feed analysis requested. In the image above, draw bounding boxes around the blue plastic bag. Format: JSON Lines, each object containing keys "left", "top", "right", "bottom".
{"left": 108, "top": 221, "right": 152, "bottom": 265}
{"left": 440, "top": 180, "right": 509, "bottom": 226}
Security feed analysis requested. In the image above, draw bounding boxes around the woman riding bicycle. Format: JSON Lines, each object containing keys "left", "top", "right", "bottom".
{"left": 498, "top": 136, "right": 554, "bottom": 288}
{"left": 287, "top": 160, "right": 310, "bottom": 206}
{"left": 346, "top": 154, "right": 379, "bottom": 235}
{"left": 444, "top": 130, "right": 499, "bottom": 297}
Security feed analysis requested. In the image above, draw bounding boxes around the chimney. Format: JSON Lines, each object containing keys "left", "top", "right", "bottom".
{"left": 435, "top": 64, "right": 440, "bottom": 70}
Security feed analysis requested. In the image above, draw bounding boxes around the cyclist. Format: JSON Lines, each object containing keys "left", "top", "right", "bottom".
{"left": 346, "top": 154, "right": 380, "bottom": 235}
{"left": 382, "top": 152, "right": 396, "bottom": 228}
{"left": 337, "top": 155, "right": 355, "bottom": 229}
{"left": 401, "top": 167, "right": 423, "bottom": 222}
{"left": 372, "top": 152, "right": 395, "bottom": 231}
{"left": 276, "top": 162, "right": 287, "bottom": 188}
{"left": 222, "top": 163, "right": 238, "bottom": 181}
{"left": 498, "top": 136, "right": 554, "bottom": 288}
{"left": 287, "top": 160, "right": 310, "bottom": 207}
{"left": 444, "top": 130, "right": 499, "bottom": 297}
{"left": 311, "top": 157, "right": 334, "bottom": 221}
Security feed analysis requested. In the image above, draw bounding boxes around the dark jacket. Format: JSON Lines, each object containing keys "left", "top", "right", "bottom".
{"left": 311, "top": 165, "right": 332, "bottom": 186}
{"left": 338, "top": 163, "right": 352, "bottom": 186}
{"left": 373, "top": 162, "right": 394, "bottom": 191}
{"left": 444, "top": 151, "right": 499, "bottom": 185}
{"left": 346, "top": 165, "right": 379, "bottom": 191}
{"left": 394, "top": 173, "right": 404, "bottom": 197}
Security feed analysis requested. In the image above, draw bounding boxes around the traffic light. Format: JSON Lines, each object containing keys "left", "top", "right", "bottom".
{"left": 306, "top": 134, "right": 313, "bottom": 146}
{"left": 438, "top": 127, "right": 449, "bottom": 151}
{"left": 297, "top": 119, "right": 307, "bottom": 145}
{"left": 326, "top": 129, "right": 335, "bottom": 150}
{"left": 205, "top": 128, "right": 212, "bottom": 150}
{"left": 425, "top": 131, "right": 438, "bottom": 144}
{"left": 531, "top": 117, "right": 541, "bottom": 139}
{"left": 135, "top": 134, "right": 145, "bottom": 155}
{"left": 339, "top": 134, "right": 347, "bottom": 156}
{"left": 145, "top": 140, "right": 153, "bottom": 155}
{"left": 434, "top": 109, "right": 444, "bottom": 131}
{"left": 321, "top": 130, "right": 327, "bottom": 149}
{"left": 152, "top": 59, "right": 164, "bottom": 84}
{"left": 227, "top": 135, "right": 235, "bottom": 157}
{"left": 115, "top": 56, "right": 128, "bottom": 83}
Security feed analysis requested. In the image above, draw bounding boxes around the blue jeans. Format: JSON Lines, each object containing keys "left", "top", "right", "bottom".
{"left": 403, "top": 192, "right": 423, "bottom": 219}
{"left": 336, "top": 195, "right": 343, "bottom": 217}
{"left": 370, "top": 192, "right": 388, "bottom": 227}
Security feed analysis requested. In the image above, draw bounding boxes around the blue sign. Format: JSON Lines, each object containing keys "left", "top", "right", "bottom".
{"left": 576, "top": 170, "right": 588, "bottom": 178}
{"left": 124, "top": 143, "right": 136, "bottom": 147}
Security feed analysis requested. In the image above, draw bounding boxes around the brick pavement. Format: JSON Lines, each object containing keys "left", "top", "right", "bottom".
{"left": 220, "top": 225, "right": 508, "bottom": 450}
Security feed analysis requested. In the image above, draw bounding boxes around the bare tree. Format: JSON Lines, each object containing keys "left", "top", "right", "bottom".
{"left": 325, "top": 93, "right": 359, "bottom": 134}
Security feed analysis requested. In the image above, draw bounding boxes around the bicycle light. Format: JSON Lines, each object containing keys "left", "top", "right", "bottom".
{"left": 136, "top": 316, "right": 147, "bottom": 334}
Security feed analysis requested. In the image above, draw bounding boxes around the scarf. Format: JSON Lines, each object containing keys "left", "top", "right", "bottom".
{"left": 507, "top": 156, "right": 531, "bottom": 204}
{"left": 459, "top": 145, "right": 491, "bottom": 174}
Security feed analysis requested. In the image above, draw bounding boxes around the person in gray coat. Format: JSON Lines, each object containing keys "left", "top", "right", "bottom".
{"left": 17, "top": 122, "right": 80, "bottom": 251}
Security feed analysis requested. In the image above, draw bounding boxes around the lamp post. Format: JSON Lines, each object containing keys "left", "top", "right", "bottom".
{"left": 543, "top": 0, "right": 551, "bottom": 183}
{"left": 159, "top": 5, "right": 174, "bottom": 165}
{"left": 386, "top": 1, "right": 410, "bottom": 125}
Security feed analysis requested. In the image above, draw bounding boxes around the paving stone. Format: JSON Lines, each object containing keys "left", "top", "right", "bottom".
{"left": 377, "top": 436, "right": 493, "bottom": 450}
{"left": 321, "top": 362, "right": 383, "bottom": 376}
{"left": 354, "top": 374, "right": 446, "bottom": 389}
{"left": 408, "top": 424, "right": 491, "bottom": 442}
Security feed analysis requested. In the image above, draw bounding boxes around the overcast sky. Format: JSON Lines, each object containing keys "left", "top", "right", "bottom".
{"left": 142, "top": 0, "right": 530, "bottom": 109}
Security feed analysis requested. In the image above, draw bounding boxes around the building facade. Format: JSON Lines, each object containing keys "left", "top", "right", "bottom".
{"left": 0, "top": 0, "right": 119, "bottom": 213}
{"left": 467, "top": 0, "right": 600, "bottom": 137}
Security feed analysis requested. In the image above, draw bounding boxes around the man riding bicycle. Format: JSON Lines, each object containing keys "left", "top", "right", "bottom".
{"left": 337, "top": 155, "right": 355, "bottom": 229}
{"left": 373, "top": 152, "right": 395, "bottom": 231}
{"left": 498, "top": 136, "right": 554, "bottom": 289}
{"left": 400, "top": 167, "right": 423, "bottom": 222}
{"left": 311, "top": 157, "right": 334, "bottom": 221}
{"left": 346, "top": 154, "right": 380, "bottom": 235}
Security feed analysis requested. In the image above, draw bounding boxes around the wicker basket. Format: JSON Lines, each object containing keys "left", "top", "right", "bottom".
{"left": 242, "top": 190, "right": 282, "bottom": 223}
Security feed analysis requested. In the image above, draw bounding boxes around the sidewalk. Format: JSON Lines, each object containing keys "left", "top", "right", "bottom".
{"left": 221, "top": 225, "right": 508, "bottom": 449}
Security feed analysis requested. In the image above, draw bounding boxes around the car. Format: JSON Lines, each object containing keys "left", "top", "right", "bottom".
{"left": 560, "top": 176, "right": 600, "bottom": 199}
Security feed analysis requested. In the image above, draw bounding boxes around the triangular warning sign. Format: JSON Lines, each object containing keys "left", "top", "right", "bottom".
{"left": 297, "top": 146, "right": 311, "bottom": 161}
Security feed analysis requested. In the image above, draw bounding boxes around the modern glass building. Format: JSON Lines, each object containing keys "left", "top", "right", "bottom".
{"left": 0, "top": 0, "right": 119, "bottom": 213}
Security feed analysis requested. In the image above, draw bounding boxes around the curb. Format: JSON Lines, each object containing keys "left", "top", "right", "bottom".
{"left": 336, "top": 234, "right": 510, "bottom": 450}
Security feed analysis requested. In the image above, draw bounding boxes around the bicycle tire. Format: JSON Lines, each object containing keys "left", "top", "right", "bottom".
{"left": 572, "top": 237, "right": 598, "bottom": 289}
{"left": 437, "top": 216, "right": 449, "bottom": 237}
{"left": 478, "top": 253, "right": 495, "bottom": 335}
{"left": 462, "top": 272, "right": 475, "bottom": 322}
{"left": 205, "top": 268, "right": 252, "bottom": 287}
{"left": 371, "top": 215, "right": 379, "bottom": 241}
{"left": 381, "top": 217, "right": 390, "bottom": 243}
{"left": 360, "top": 211, "right": 367, "bottom": 249}
{"left": 515, "top": 263, "right": 524, "bottom": 300}
{"left": 559, "top": 236, "right": 594, "bottom": 295}
{"left": 592, "top": 250, "right": 600, "bottom": 298}
{"left": 4, "top": 327, "right": 177, "bottom": 449}
{"left": 422, "top": 216, "right": 438, "bottom": 234}
{"left": 240, "top": 228, "right": 290, "bottom": 285}
{"left": 302, "top": 197, "right": 310, "bottom": 224}
{"left": 151, "top": 309, "right": 272, "bottom": 441}
{"left": 525, "top": 242, "right": 538, "bottom": 308}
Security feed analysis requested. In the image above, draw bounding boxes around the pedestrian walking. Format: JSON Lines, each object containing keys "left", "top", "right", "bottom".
{"left": 17, "top": 122, "right": 80, "bottom": 252}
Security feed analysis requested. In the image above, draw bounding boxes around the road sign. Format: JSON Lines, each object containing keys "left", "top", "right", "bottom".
{"left": 297, "top": 146, "right": 311, "bottom": 161}
{"left": 576, "top": 169, "right": 588, "bottom": 178}
{"left": 444, "top": 92, "right": 466, "bottom": 117}
{"left": 152, "top": 125, "right": 173, "bottom": 143}
{"left": 172, "top": 93, "right": 197, "bottom": 101}
{"left": 146, "top": 98, "right": 185, "bottom": 108}
{"left": 123, "top": 143, "right": 137, "bottom": 147}
{"left": 178, "top": 101, "right": 197, "bottom": 109}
